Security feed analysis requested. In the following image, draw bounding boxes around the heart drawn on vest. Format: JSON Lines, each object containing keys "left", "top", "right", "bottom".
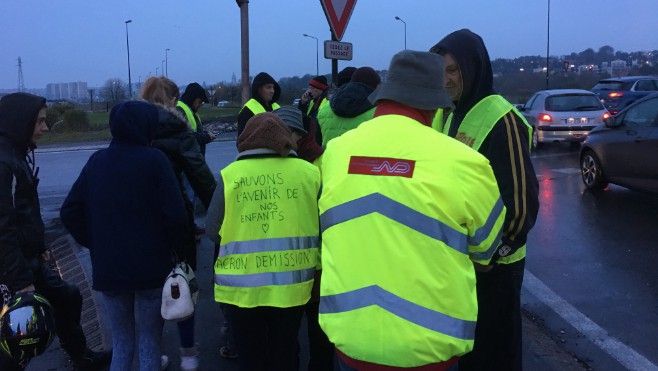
{"left": 262, "top": 224, "right": 269, "bottom": 233}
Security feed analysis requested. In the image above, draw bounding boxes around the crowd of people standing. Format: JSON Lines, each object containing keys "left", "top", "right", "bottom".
{"left": 0, "top": 28, "right": 538, "bottom": 371}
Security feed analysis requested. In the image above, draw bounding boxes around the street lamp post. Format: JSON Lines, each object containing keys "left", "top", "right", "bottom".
{"left": 165, "top": 48, "right": 170, "bottom": 77}
{"left": 162, "top": 60, "right": 165, "bottom": 76}
{"left": 395, "top": 16, "right": 406, "bottom": 50}
{"left": 125, "top": 20, "right": 133, "bottom": 98}
{"left": 303, "top": 34, "right": 319, "bottom": 76}
{"left": 546, "top": 0, "right": 550, "bottom": 90}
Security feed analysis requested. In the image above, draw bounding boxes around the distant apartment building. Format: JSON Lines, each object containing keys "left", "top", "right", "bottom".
{"left": 46, "top": 81, "right": 88, "bottom": 101}
{"left": 600, "top": 60, "right": 627, "bottom": 76}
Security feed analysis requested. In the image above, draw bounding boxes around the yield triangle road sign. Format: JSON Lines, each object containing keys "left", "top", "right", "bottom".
{"left": 320, "top": 0, "right": 357, "bottom": 41}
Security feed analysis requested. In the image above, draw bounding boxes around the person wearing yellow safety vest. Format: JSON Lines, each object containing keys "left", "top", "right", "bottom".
{"left": 319, "top": 50, "right": 507, "bottom": 370}
{"left": 176, "top": 82, "right": 215, "bottom": 155}
{"left": 317, "top": 66, "right": 381, "bottom": 147}
{"left": 429, "top": 29, "right": 540, "bottom": 371}
{"left": 273, "top": 107, "right": 334, "bottom": 370}
{"left": 205, "top": 112, "right": 321, "bottom": 371}
{"left": 298, "top": 75, "right": 329, "bottom": 145}
{"left": 237, "top": 72, "right": 281, "bottom": 138}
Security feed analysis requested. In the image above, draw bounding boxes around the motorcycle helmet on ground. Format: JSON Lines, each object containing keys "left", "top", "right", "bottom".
{"left": 0, "top": 292, "right": 56, "bottom": 368}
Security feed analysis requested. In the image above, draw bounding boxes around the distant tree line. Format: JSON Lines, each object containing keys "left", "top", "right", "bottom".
{"left": 96, "top": 45, "right": 657, "bottom": 109}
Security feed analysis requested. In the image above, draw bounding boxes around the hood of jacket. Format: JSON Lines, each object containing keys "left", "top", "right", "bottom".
{"left": 153, "top": 104, "right": 189, "bottom": 139}
{"left": 431, "top": 29, "right": 494, "bottom": 123}
{"left": 251, "top": 72, "right": 281, "bottom": 106}
{"left": 0, "top": 93, "right": 46, "bottom": 153}
{"left": 109, "top": 101, "right": 159, "bottom": 146}
{"left": 330, "top": 82, "right": 376, "bottom": 118}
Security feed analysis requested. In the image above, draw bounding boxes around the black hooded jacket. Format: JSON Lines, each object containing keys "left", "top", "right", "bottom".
{"left": 151, "top": 106, "right": 216, "bottom": 209}
{"left": 0, "top": 93, "right": 47, "bottom": 291}
{"left": 237, "top": 72, "right": 281, "bottom": 136}
{"left": 432, "top": 29, "right": 539, "bottom": 256}
{"left": 177, "top": 95, "right": 213, "bottom": 155}
{"left": 330, "top": 81, "right": 376, "bottom": 118}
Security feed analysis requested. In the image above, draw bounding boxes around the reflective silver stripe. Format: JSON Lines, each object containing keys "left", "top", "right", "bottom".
{"left": 471, "top": 226, "right": 503, "bottom": 261}
{"left": 215, "top": 267, "right": 315, "bottom": 288}
{"left": 320, "top": 193, "right": 468, "bottom": 255}
{"left": 320, "top": 285, "right": 475, "bottom": 340}
{"left": 469, "top": 197, "right": 505, "bottom": 261}
{"left": 219, "top": 236, "right": 319, "bottom": 258}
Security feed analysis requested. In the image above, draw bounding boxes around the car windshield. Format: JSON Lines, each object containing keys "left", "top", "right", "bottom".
{"left": 545, "top": 94, "right": 604, "bottom": 112}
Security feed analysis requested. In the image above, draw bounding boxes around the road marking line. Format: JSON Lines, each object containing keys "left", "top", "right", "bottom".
{"left": 532, "top": 152, "right": 578, "bottom": 159}
{"left": 552, "top": 168, "right": 581, "bottom": 174}
{"left": 524, "top": 270, "right": 658, "bottom": 371}
{"left": 39, "top": 194, "right": 66, "bottom": 200}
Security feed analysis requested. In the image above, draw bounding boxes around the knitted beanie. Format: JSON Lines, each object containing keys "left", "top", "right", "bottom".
{"left": 309, "top": 76, "right": 329, "bottom": 90}
{"left": 237, "top": 113, "right": 296, "bottom": 156}
{"left": 335, "top": 67, "right": 357, "bottom": 87}
{"left": 351, "top": 67, "right": 381, "bottom": 89}
{"left": 274, "top": 107, "right": 307, "bottom": 135}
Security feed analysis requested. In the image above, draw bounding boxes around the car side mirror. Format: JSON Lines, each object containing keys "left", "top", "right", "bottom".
{"left": 604, "top": 115, "right": 618, "bottom": 127}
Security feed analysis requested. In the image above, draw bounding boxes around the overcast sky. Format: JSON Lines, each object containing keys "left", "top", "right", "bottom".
{"left": 2, "top": 0, "right": 657, "bottom": 89}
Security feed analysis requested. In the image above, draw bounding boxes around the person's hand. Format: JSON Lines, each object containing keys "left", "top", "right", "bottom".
{"left": 207, "top": 131, "right": 217, "bottom": 141}
{"left": 16, "top": 284, "right": 35, "bottom": 293}
{"left": 301, "top": 90, "right": 312, "bottom": 104}
{"left": 473, "top": 262, "right": 494, "bottom": 272}
{"left": 41, "top": 250, "right": 52, "bottom": 263}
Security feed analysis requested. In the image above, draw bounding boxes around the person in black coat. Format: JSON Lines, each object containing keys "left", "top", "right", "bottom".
{"left": 237, "top": 72, "right": 282, "bottom": 137}
{"left": 177, "top": 82, "right": 215, "bottom": 155}
{"left": 0, "top": 92, "right": 111, "bottom": 370}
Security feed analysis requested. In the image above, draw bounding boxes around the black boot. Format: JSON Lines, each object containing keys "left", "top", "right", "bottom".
{"left": 70, "top": 348, "right": 112, "bottom": 371}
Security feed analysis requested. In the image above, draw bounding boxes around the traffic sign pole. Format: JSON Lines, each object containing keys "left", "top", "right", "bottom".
{"left": 320, "top": 0, "right": 357, "bottom": 83}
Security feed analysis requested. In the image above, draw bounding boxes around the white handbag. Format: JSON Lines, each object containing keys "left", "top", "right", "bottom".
{"left": 161, "top": 262, "right": 197, "bottom": 321}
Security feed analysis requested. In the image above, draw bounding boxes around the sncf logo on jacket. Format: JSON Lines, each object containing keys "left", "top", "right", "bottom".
{"left": 348, "top": 156, "right": 415, "bottom": 178}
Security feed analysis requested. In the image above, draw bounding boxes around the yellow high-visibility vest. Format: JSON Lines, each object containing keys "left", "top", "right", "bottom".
{"left": 176, "top": 101, "right": 199, "bottom": 131}
{"left": 317, "top": 104, "right": 375, "bottom": 147}
{"left": 239, "top": 99, "right": 280, "bottom": 116}
{"left": 319, "top": 114, "right": 506, "bottom": 367}
{"left": 432, "top": 95, "right": 532, "bottom": 264}
{"left": 307, "top": 97, "right": 328, "bottom": 116}
{"left": 214, "top": 156, "right": 321, "bottom": 308}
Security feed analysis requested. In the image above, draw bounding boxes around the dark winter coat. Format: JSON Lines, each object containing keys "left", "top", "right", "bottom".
{"left": 60, "top": 101, "right": 188, "bottom": 291}
{"left": 237, "top": 72, "right": 281, "bottom": 135}
{"left": 0, "top": 93, "right": 47, "bottom": 292}
{"left": 151, "top": 105, "right": 217, "bottom": 269}
{"left": 152, "top": 106, "right": 216, "bottom": 209}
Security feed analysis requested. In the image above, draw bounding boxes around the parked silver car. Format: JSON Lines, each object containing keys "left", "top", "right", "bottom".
{"left": 519, "top": 89, "right": 610, "bottom": 149}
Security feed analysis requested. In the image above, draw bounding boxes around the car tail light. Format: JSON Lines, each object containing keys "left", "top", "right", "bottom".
{"left": 608, "top": 92, "right": 624, "bottom": 98}
{"left": 602, "top": 112, "right": 611, "bottom": 120}
{"left": 538, "top": 113, "right": 552, "bottom": 122}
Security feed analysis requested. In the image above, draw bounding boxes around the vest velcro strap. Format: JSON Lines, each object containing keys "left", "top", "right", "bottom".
{"left": 219, "top": 236, "right": 319, "bottom": 257}
{"left": 320, "top": 285, "right": 476, "bottom": 340}
{"left": 320, "top": 193, "right": 469, "bottom": 255}
{"left": 215, "top": 267, "right": 315, "bottom": 287}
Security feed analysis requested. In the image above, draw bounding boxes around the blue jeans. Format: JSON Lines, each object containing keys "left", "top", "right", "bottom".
{"left": 102, "top": 288, "right": 163, "bottom": 371}
{"left": 177, "top": 314, "right": 195, "bottom": 348}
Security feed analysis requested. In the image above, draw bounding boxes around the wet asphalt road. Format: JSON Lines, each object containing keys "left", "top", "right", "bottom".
{"left": 524, "top": 143, "right": 658, "bottom": 370}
